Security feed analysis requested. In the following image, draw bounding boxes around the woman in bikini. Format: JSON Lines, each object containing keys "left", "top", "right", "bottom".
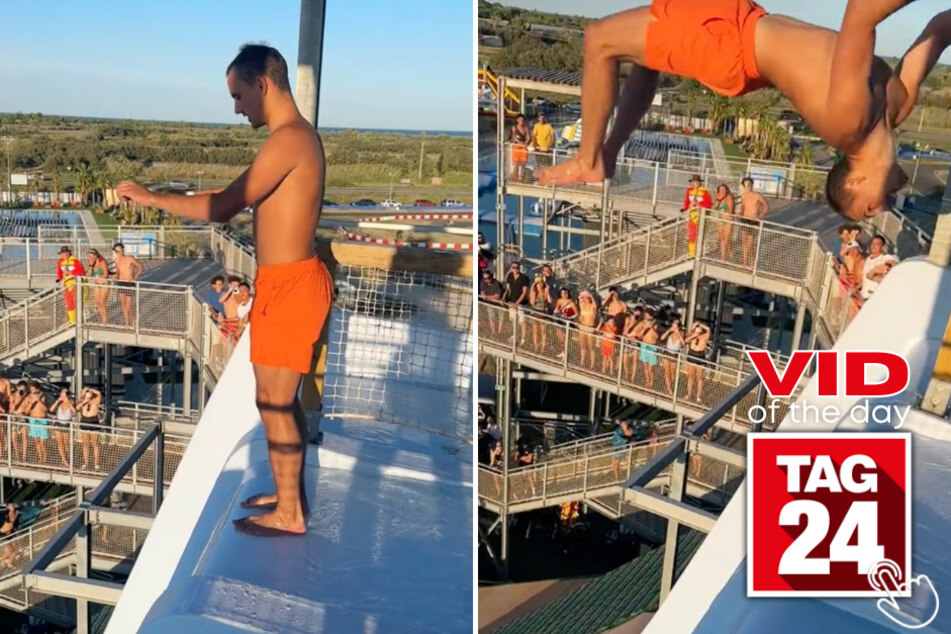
{"left": 620, "top": 306, "right": 643, "bottom": 384}
{"left": 49, "top": 388, "right": 76, "bottom": 468}
{"left": 87, "top": 249, "right": 111, "bottom": 324}
{"left": 577, "top": 291, "right": 599, "bottom": 370}
{"left": 600, "top": 314, "right": 622, "bottom": 376}
{"left": 553, "top": 288, "right": 579, "bottom": 353}
{"left": 714, "top": 184, "right": 736, "bottom": 262}
{"left": 660, "top": 316, "right": 685, "bottom": 395}
{"left": 529, "top": 275, "right": 551, "bottom": 351}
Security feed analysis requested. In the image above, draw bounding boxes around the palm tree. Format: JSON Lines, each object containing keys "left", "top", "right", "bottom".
{"left": 51, "top": 171, "right": 62, "bottom": 206}
{"left": 75, "top": 163, "right": 94, "bottom": 206}
{"left": 708, "top": 96, "right": 730, "bottom": 136}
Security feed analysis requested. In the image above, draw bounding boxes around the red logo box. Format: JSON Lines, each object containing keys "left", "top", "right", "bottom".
{"left": 747, "top": 433, "right": 910, "bottom": 597}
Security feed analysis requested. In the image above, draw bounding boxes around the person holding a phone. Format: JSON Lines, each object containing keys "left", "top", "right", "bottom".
{"left": 861, "top": 235, "right": 899, "bottom": 301}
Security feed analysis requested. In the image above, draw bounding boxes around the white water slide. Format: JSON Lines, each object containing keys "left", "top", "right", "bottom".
{"left": 646, "top": 256, "right": 951, "bottom": 633}
{"left": 106, "top": 269, "right": 473, "bottom": 633}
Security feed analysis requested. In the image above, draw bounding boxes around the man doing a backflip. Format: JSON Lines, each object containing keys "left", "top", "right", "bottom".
{"left": 118, "top": 44, "right": 333, "bottom": 537}
{"left": 538, "top": 0, "right": 950, "bottom": 222}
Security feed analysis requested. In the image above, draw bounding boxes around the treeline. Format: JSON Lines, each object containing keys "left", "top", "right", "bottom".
{"left": 0, "top": 114, "right": 472, "bottom": 188}
{"left": 479, "top": 1, "right": 589, "bottom": 29}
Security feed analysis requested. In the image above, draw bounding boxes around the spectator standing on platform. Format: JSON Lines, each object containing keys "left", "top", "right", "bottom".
{"left": 76, "top": 387, "right": 102, "bottom": 471}
{"left": 503, "top": 261, "right": 530, "bottom": 345}
{"left": 508, "top": 115, "right": 532, "bottom": 181}
{"left": 17, "top": 382, "right": 48, "bottom": 467}
{"left": 86, "top": 249, "right": 111, "bottom": 324}
{"left": 56, "top": 247, "right": 85, "bottom": 324}
{"left": 861, "top": 235, "right": 899, "bottom": 301}
{"left": 739, "top": 177, "right": 770, "bottom": 266}
{"left": 206, "top": 276, "right": 226, "bottom": 324}
{"left": 532, "top": 114, "right": 555, "bottom": 152}
{"left": 49, "top": 388, "right": 76, "bottom": 468}
{"left": 611, "top": 420, "right": 635, "bottom": 480}
{"left": 113, "top": 243, "right": 144, "bottom": 327}
{"left": 685, "top": 321, "right": 712, "bottom": 403}
{"left": 8, "top": 381, "right": 27, "bottom": 462}
{"left": 683, "top": 175, "right": 712, "bottom": 257}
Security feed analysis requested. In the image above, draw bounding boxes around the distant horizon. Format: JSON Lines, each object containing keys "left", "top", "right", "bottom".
{"left": 0, "top": 112, "right": 471, "bottom": 136}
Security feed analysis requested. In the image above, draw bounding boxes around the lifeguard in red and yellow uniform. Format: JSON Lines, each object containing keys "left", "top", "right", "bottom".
{"left": 56, "top": 246, "right": 85, "bottom": 324}
{"left": 683, "top": 174, "right": 712, "bottom": 257}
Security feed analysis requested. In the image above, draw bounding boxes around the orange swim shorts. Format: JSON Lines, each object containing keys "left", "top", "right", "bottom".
{"left": 646, "top": 0, "right": 768, "bottom": 97}
{"left": 250, "top": 256, "right": 334, "bottom": 374}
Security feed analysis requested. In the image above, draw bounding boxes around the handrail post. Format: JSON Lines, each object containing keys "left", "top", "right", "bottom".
{"left": 562, "top": 321, "right": 570, "bottom": 374}
{"left": 24, "top": 301, "right": 29, "bottom": 357}
{"left": 651, "top": 161, "right": 660, "bottom": 215}
{"left": 135, "top": 282, "right": 141, "bottom": 338}
{"left": 153, "top": 428, "right": 164, "bottom": 513}
{"left": 672, "top": 352, "right": 682, "bottom": 406}
{"left": 582, "top": 454, "right": 589, "bottom": 496}
{"left": 541, "top": 463, "right": 548, "bottom": 504}
{"left": 644, "top": 224, "right": 652, "bottom": 277}
{"left": 617, "top": 337, "right": 625, "bottom": 391}
{"left": 751, "top": 222, "right": 764, "bottom": 277}
{"left": 26, "top": 239, "right": 31, "bottom": 283}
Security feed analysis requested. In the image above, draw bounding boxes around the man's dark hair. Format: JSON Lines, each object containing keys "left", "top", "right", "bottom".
{"left": 838, "top": 223, "right": 852, "bottom": 235}
{"left": 741, "top": 177, "right": 754, "bottom": 188}
{"left": 871, "top": 234, "right": 887, "bottom": 247}
{"left": 28, "top": 381, "right": 40, "bottom": 391}
{"left": 227, "top": 275, "right": 242, "bottom": 284}
{"left": 228, "top": 44, "right": 290, "bottom": 92}
{"left": 113, "top": 242, "right": 125, "bottom": 252}
{"left": 826, "top": 157, "right": 854, "bottom": 217}
{"left": 239, "top": 282, "right": 251, "bottom": 291}
{"left": 211, "top": 275, "right": 224, "bottom": 285}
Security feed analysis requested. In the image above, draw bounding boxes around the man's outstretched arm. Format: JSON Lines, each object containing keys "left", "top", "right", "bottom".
{"left": 826, "top": 0, "right": 919, "bottom": 149}
{"left": 894, "top": 11, "right": 951, "bottom": 126}
{"left": 117, "top": 129, "right": 296, "bottom": 224}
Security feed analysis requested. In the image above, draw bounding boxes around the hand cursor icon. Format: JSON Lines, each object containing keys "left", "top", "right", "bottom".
{"left": 868, "top": 559, "right": 940, "bottom": 629}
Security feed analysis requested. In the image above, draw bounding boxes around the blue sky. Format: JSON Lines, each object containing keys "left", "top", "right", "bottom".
{"left": 504, "top": 0, "right": 951, "bottom": 62}
{"left": 0, "top": 0, "right": 473, "bottom": 131}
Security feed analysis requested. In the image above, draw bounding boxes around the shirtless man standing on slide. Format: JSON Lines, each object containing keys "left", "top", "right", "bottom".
{"left": 118, "top": 44, "right": 333, "bottom": 537}
{"left": 538, "top": 0, "right": 951, "bottom": 222}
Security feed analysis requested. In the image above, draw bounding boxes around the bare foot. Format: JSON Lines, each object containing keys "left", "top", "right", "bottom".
{"left": 240, "top": 490, "right": 310, "bottom": 516}
{"left": 233, "top": 511, "right": 306, "bottom": 536}
{"left": 537, "top": 155, "right": 605, "bottom": 186}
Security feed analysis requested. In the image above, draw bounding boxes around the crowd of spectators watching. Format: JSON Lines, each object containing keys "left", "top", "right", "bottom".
{"left": 833, "top": 224, "right": 899, "bottom": 313}
{"left": 205, "top": 274, "right": 255, "bottom": 343}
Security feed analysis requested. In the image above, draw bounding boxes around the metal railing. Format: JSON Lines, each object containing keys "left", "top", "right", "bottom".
{"left": 546, "top": 212, "right": 814, "bottom": 293}
{"left": 479, "top": 431, "right": 742, "bottom": 512}
{"left": 0, "top": 230, "right": 216, "bottom": 281}
{"left": 479, "top": 301, "right": 792, "bottom": 431}
{"left": 0, "top": 413, "right": 189, "bottom": 492}
{"left": 501, "top": 144, "right": 828, "bottom": 213}
{"left": 22, "top": 424, "right": 166, "bottom": 611}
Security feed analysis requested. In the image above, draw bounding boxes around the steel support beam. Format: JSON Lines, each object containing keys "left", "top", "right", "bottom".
{"left": 25, "top": 425, "right": 159, "bottom": 574}
{"left": 87, "top": 507, "right": 154, "bottom": 531}
{"left": 625, "top": 487, "right": 717, "bottom": 533}
{"left": 684, "top": 438, "right": 746, "bottom": 469}
{"left": 23, "top": 571, "right": 123, "bottom": 606}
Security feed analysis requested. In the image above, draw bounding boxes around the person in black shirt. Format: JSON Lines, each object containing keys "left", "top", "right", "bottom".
{"left": 504, "top": 261, "right": 531, "bottom": 345}
{"left": 481, "top": 270, "right": 505, "bottom": 337}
